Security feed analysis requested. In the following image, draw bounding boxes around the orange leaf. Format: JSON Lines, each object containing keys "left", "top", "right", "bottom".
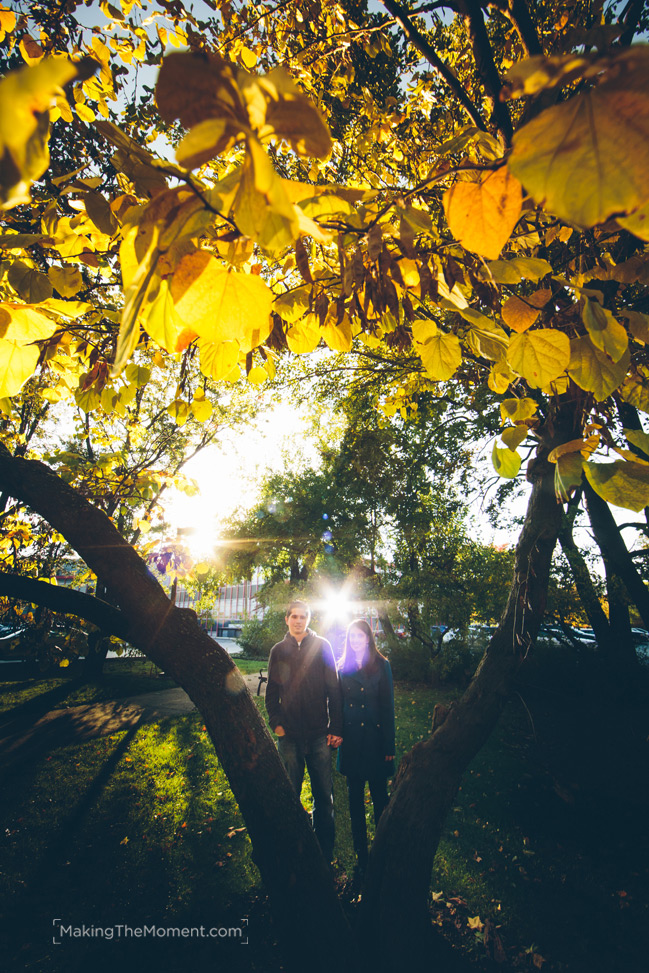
{"left": 444, "top": 167, "right": 522, "bottom": 260}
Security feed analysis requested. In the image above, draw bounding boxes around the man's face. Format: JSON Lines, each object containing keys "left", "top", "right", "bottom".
{"left": 286, "top": 607, "right": 309, "bottom": 640}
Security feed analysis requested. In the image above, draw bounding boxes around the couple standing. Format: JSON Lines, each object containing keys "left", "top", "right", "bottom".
{"left": 265, "top": 600, "right": 395, "bottom": 874}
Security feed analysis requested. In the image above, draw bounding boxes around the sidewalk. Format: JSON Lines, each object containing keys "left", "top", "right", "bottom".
{"left": 0, "top": 673, "right": 265, "bottom": 775}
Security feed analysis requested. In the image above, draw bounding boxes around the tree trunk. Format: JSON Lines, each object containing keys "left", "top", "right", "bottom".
{"left": 83, "top": 629, "right": 111, "bottom": 680}
{"left": 0, "top": 445, "right": 351, "bottom": 972}
{"left": 558, "top": 491, "right": 611, "bottom": 647}
{"left": 584, "top": 479, "right": 649, "bottom": 634}
{"left": 358, "top": 442, "right": 565, "bottom": 971}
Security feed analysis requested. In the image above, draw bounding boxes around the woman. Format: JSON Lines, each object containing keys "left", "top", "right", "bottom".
{"left": 337, "top": 619, "right": 395, "bottom": 879}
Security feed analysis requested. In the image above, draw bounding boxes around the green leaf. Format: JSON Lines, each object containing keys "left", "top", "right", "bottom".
{"left": 555, "top": 452, "right": 584, "bottom": 502}
{"left": 620, "top": 369, "right": 649, "bottom": 413}
{"left": 567, "top": 336, "right": 630, "bottom": 401}
{"left": 501, "top": 425, "right": 529, "bottom": 449}
{"left": 492, "top": 441, "right": 522, "bottom": 478}
{"left": 84, "top": 191, "right": 118, "bottom": 236}
{"left": 8, "top": 261, "right": 53, "bottom": 302}
{"left": 624, "top": 427, "right": 649, "bottom": 458}
{"left": 585, "top": 459, "right": 649, "bottom": 512}
{"left": 582, "top": 299, "right": 627, "bottom": 363}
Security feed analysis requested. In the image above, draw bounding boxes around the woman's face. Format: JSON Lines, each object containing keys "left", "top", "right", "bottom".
{"left": 349, "top": 626, "right": 369, "bottom": 655}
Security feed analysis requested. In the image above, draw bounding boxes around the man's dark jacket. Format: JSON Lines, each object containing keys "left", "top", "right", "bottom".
{"left": 265, "top": 629, "right": 343, "bottom": 741}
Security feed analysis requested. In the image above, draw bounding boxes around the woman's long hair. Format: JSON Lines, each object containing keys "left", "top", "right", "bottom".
{"left": 338, "top": 619, "right": 385, "bottom": 674}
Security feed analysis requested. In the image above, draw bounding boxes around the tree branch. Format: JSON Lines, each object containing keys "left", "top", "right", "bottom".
{"left": 380, "top": 0, "right": 488, "bottom": 131}
{"left": 0, "top": 572, "right": 130, "bottom": 639}
{"left": 455, "top": 0, "right": 513, "bottom": 140}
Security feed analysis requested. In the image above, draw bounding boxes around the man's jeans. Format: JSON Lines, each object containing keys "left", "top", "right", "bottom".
{"left": 277, "top": 734, "right": 335, "bottom": 861}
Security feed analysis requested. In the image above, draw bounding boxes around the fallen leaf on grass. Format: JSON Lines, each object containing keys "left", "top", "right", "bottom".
{"left": 468, "top": 916, "right": 484, "bottom": 931}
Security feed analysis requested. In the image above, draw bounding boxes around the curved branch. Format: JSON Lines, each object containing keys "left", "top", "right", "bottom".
{"left": 380, "top": 0, "right": 488, "bottom": 131}
{"left": 0, "top": 572, "right": 130, "bottom": 638}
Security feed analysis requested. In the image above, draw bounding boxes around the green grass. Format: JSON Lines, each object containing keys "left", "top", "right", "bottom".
{"left": 1, "top": 664, "right": 647, "bottom": 972}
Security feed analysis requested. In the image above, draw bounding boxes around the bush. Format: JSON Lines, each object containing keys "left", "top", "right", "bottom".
{"left": 431, "top": 634, "right": 480, "bottom": 686}
{"left": 237, "top": 610, "right": 287, "bottom": 659}
{"left": 386, "top": 638, "right": 432, "bottom": 683}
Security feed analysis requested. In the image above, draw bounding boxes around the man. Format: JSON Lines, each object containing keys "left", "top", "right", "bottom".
{"left": 265, "top": 599, "right": 343, "bottom": 862}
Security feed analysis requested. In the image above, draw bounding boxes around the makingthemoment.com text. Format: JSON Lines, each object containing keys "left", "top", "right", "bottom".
{"left": 52, "top": 922, "right": 247, "bottom": 943}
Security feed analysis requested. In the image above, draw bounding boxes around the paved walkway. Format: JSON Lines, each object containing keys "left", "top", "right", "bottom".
{"left": 0, "top": 673, "right": 266, "bottom": 774}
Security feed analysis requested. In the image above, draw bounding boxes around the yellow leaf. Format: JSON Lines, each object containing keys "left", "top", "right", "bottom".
{"left": 0, "top": 338, "right": 39, "bottom": 396}
{"left": 500, "top": 397, "right": 538, "bottom": 423}
{"left": 399, "top": 259, "right": 420, "bottom": 288}
{"left": 198, "top": 339, "right": 240, "bottom": 380}
{"left": 0, "top": 57, "right": 88, "bottom": 209}
{"left": 286, "top": 315, "right": 321, "bottom": 354}
{"left": 624, "top": 427, "right": 649, "bottom": 457}
{"left": 142, "top": 280, "right": 184, "bottom": 353}
{"left": 548, "top": 435, "right": 600, "bottom": 463}
{"left": 247, "top": 365, "right": 267, "bottom": 385}
{"left": 412, "top": 320, "right": 439, "bottom": 343}
{"left": 171, "top": 251, "right": 273, "bottom": 352}
{"left": 585, "top": 459, "right": 649, "bottom": 512}
{"left": 501, "top": 425, "right": 529, "bottom": 449}
{"left": 137, "top": 518, "right": 151, "bottom": 533}
{"left": 567, "top": 336, "right": 630, "bottom": 401}
{"left": 19, "top": 36, "right": 43, "bottom": 64}
{"left": 618, "top": 197, "right": 649, "bottom": 241}
{"left": 242, "top": 67, "right": 332, "bottom": 158}
{"left": 488, "top": 357, "right": 515, "bottom": 394}
{"left": 507, "top": 329, "right": 570, "bottom": 388}
{"left": 191, "top": 397, "right": 213, "bottom": 422}
{"left": 487, "top": 258, "right": 552, "bottom": 284}
{"left": 508, "top": 49, "right": 649, "bottom": 227}
{"left": 321, "top": 315, "right": 352, "bottom": 353}
{"left": 274, "top": 286, "right": 311, "bottom": 324}
{"left": 75, "top": 102, "right": 96, "bottom": 123}
{"left": 492, "top": 440, "right": 521, "bottom": 478}
{"left": 467, "top": 916, "right": 484, "bottom": 932}
{"left": 48, "top": 265, "right": 83, "bottom": 298}
{"left": 240, "top": 46, "right": 258, "bottom": 70}
{"left": 443, "top": 167, "right": 522, "bottom": 259}
{"left": 175, "top": 118, "right": 240, "bottom": 170}
{"left": 0, "top": 304, "right": 57, "bottom": 343}
{"left": 167, "top": 399, "right": 189, "bottom": 425}
{"left": 582, "top": 299, "right": 627, "bottom": 363}
{"left": 418, "top": 332, "right": 462, "bottom": 381}
{"left": 623, "top": 310, "right": 649, "bottom": 344}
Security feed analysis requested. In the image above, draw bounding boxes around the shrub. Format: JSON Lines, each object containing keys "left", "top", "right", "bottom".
{"left": 237, "top": 610, "right": 287, "bottom": 659}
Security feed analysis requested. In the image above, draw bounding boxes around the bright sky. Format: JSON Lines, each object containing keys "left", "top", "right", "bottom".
{"left": 163, "top": 398, "right": 323, "bottom": 557}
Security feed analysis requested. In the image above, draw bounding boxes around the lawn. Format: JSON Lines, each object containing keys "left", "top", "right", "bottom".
{"left": 0, "top": 659, "right": 647, "bottom": 973}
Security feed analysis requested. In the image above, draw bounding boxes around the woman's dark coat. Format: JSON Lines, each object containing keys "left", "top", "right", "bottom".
{"left": 337, "top": 656, "right": 395, "bottom": 779}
